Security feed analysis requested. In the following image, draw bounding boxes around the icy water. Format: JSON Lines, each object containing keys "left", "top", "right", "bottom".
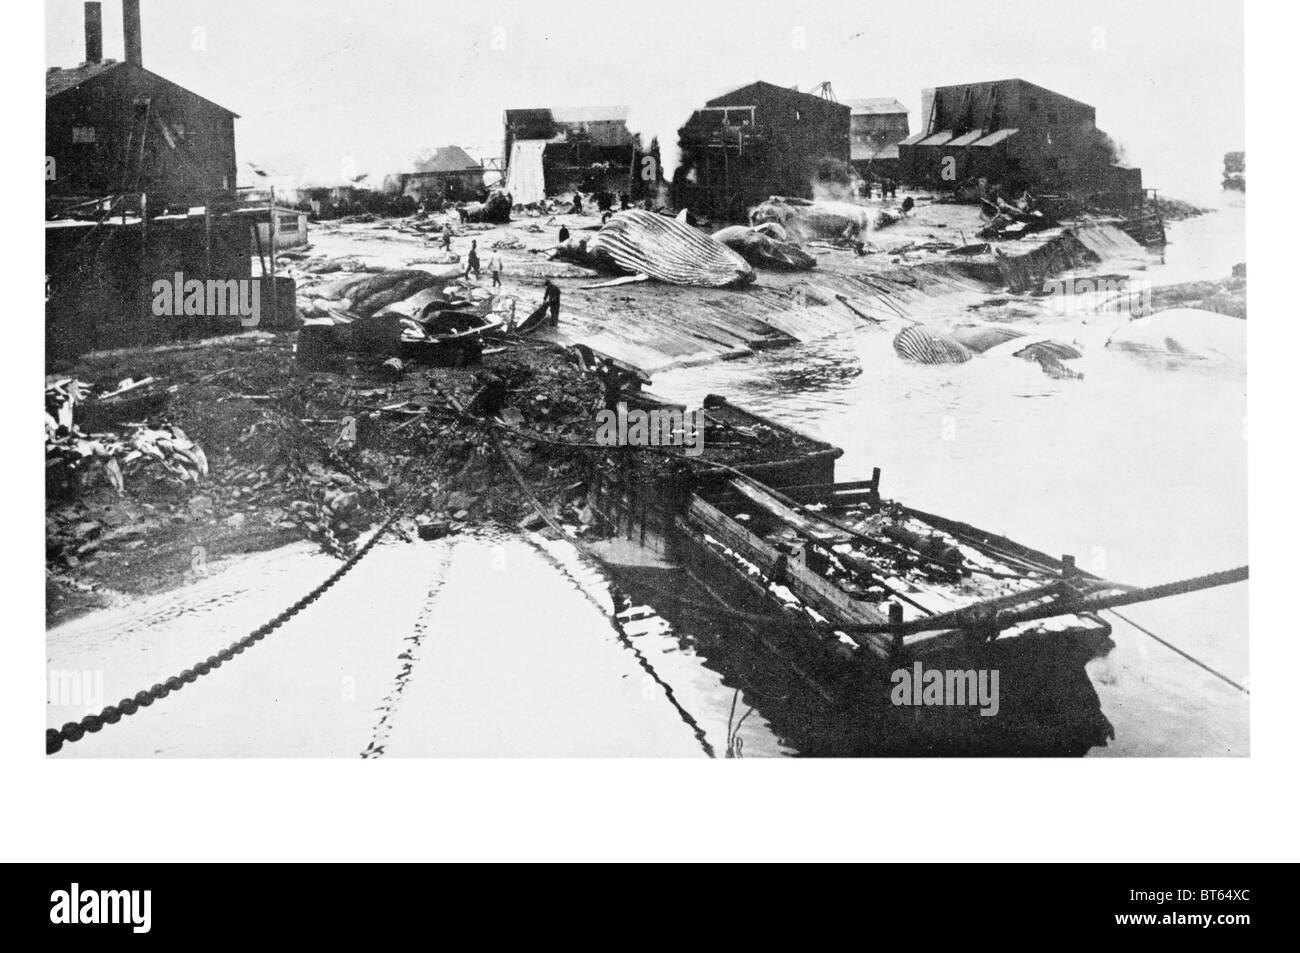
{"left": 48, "top": 197, "right": 1247, "bottom": 758}
{"left": 654, "top": 195, "right": 1249, "bottom": 757}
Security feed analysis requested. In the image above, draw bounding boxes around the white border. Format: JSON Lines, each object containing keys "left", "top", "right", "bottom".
{"left": 5, "top": 0, "right": 1294, "bottom": 863}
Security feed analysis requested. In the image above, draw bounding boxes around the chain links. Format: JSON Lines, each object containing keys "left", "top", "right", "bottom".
{"left": 46, "top": 502, "right": 410, "bottom": 755}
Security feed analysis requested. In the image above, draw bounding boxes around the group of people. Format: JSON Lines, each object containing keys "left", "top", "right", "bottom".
{"left": 460, "top": 240, "right": 504, "bottom": 287}
{"left": 434, "top": 186, "right": 648, "bottom": 330}
{"left": 436, "top": 229, "right": 560, "bottom": 329}
{"left": 864, "top": 178, "right": 898, "bottom": 200}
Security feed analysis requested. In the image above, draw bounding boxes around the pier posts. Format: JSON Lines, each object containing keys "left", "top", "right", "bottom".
{"left": 889, "top": 602, "right": 904, "bottom": 657}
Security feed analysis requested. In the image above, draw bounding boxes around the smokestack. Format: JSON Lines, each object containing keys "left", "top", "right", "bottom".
{"left": 84, "top": 2, "right": 102, "bottom": 64}
{"left": 122, "top": 0, "right": 142, "bottom": 67}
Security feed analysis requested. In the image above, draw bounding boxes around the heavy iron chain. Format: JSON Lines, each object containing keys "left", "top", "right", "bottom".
{"left": 46, "top": 501, "right": 411, "bottom": 755}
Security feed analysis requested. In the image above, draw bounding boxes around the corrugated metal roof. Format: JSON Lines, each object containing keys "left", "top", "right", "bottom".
{"left": 918, "top": 130, "right": 955, "bottom": 146}
{"left": 972, "top": 128, "right": 1019, "bottom": 147}
{"left": 949, "top": 129, "right": 987, "bottom": 147}
{"left": 898, "top": 131, "right": 929, "bottom": 146}
{"left": 931, "top": 79, "right": 1093, "bottom": 114}
{"left": 846, "top": 97, "right": 908, "bottom": 115}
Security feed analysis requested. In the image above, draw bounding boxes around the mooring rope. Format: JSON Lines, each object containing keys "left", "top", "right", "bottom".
{"left": 1107, "top": 608, "right": 1249, "bottom": 695}
{"left": 836, "top": 566, "right": 1249, "bottom": 635}
{"left": 428, "top": 392, "right": 1251, "bottom": 699}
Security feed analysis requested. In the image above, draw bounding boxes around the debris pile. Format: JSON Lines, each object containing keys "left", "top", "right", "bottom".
{"left": 44, "top": 327, "right": 627, "bottom": 623}
{"left": 978, "top": 194, "right": 1054, "bottom": 239}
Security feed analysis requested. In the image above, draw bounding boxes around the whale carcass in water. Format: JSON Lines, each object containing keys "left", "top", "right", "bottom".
{"left": 952, "top": 324, "right": 1082, "bottom": 360}
{"left": 1105, "top": 308, "right": 1245, "bottom": 365}
{"left": 711, "top": 225, "right": 817, "bottom": 271}
{"left": 950, "top": 324, "right": 1029, "bottom": 353}
{"left": 897, "top": 323, "right": 1084, "bottom": 377}
{"left": 893, "top": 325, "right": 973, "bottom": 364}
{"left": 557, "top": 210, "right": 754, "bottom": 288}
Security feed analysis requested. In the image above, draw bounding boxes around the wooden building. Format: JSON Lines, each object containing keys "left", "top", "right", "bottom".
{"left": 847, "top": 98, "right": 909, "bottom": 181}
{"left": 44, "top": 2, "right": 278, "bottom": 359}
{"left": 46, "top": 2, "right": 238, "bottom": 213}
{"left": 502, "top": 106, "right": 655, "bottom": 203}
{"left": 675, "top": 81, "right": 850, "bottom": 222}
{"left": 897, "top": 78, "right": 1141, "bottom": 205}
{"left": 391, "top": 146, "right": 486, "bottom": 203}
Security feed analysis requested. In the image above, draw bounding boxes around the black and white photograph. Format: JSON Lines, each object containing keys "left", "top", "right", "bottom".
{"left": 38, "top": 0, "right": 1252, "bottom": 762}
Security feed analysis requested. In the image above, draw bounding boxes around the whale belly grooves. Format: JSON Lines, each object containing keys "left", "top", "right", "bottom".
{"left": 893, "top": 325, "right": 974, "bottom": 364}
{"left": 587, "top": 210, "right": 755, "bottom": 288}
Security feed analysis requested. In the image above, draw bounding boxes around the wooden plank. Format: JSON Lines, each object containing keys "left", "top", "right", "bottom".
{"left": 686, "top": 495, "right": 892, "bottom": 653}
{"left": 729, "top": 479, "right": 850, "bottom": 543}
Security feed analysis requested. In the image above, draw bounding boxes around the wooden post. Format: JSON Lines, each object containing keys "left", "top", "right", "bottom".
{"left": 1060, "top": 554, "right": 1076, "bottom": 578}
{"left": 268, "top": 186, "right": 277, "bottom": 328}
{"left": 251, "top": 221, "right": 266, "bottom": 276}
{"left": 889, "top": 602, "right": 904, "bottom": 657}
{"left": 139, "top": 191, "right": 148, "bottom": 326}
{"left": 203, "top": 194, "right": 212, "bottom": 277}
{"left": 871, "top": 466, "right": 882, "bottom": 504}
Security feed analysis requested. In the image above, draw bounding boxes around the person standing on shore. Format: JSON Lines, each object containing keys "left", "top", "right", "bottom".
{"left": 487, "top": 251, "right": 503, "bottom": 287}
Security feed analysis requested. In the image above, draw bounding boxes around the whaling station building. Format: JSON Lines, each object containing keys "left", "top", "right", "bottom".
{"left": 674, "top": 81, "right": 851, "bottom": 221}
{"left": 502, "top": 106, "right": 659, "bottom": 205}
{"left": 847, "top": 97, "right": 910, "bottom": 182}
{"left": 897, "top": 78, "right": 1143, "bottom": 204}
{"left": 388, "top": 146, "right": 487, "bottom": 204}
{"left": 46, "top": 1, "right": 292, "bottom": 358}
{"left": 46, "top": 1, "right": 237, "bottom": 210}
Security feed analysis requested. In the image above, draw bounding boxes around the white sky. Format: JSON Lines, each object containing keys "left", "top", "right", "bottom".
{"left": 46, "top": 0, "right": 1244, "bottom": 199}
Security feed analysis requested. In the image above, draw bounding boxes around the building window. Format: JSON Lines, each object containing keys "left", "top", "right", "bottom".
{"left": 71, "top": 126, "right": 97, "bottom": 144}
{"left": 1047, "top": 112, "right": 1058, "bottom": 124}
{"left": 1026, "top": 100, "right": 1039, "bottom": 112}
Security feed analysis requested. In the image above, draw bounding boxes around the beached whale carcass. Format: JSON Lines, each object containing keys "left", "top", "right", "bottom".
{"left": 561, "top": 210, "right": 755, "bottom": 288}
{"left": 749, "top": 196, "right": 874, "bottom": 244}
{"left": 712, "top": 225, "right": 817, "bottom": 271}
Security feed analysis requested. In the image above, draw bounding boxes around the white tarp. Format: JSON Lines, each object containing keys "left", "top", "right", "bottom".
{"left": 504, "top": 139, "right": 547, "bottom": 205}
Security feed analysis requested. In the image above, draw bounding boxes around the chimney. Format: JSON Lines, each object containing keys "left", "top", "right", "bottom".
{"left": 123, "top": 0, "right": 142, "bottom": 67}
{"left": 84, "top": 2, "right": 102, "bottom": 63}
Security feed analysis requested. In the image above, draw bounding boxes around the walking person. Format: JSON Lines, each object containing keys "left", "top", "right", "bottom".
{"left": 487, "top": 250, "right": 503, "bottom": 288}
{"left": 465, "top": 240, "right": 480, "bottom": 280}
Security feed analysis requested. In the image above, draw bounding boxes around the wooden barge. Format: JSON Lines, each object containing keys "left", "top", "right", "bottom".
{"left": 587, "top": 394, "right": 1114, "bottom": 676}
